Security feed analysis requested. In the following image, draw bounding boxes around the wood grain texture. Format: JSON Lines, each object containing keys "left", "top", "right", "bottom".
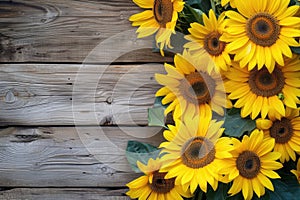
{"left": 0, "top": 0, "right": 173, "bottom": 63}
{"left": 0, "top": 63, "right": 166, "bottom": 126}
{"left": 0, "top": 188, "right": 129, "bottom": 200}
{"left": 0, "top": 126, "right": 163, "bottom": 187}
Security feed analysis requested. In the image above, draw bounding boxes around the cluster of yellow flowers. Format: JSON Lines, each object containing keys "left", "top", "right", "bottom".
{"left": 127, "top": 0, "right": 300, "bottom": 199}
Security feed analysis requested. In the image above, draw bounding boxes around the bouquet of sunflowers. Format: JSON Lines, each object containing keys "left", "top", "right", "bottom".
{"left": 125, "top": 0, "right": 300, "bottom": 199}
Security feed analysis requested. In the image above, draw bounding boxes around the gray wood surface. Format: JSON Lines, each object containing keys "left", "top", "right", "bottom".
{"left": 0, "top": 188, "right": 129, "bottom": 200}
{"left": 0, "top": 126, "right": 163, "bottom": 187}
{"left": 0, "top": 0, "right": 172, "bottom": 63}
{"left": 0, "top": 63, "right": 165, "bottom": 126}
{"left": 0, "top": 0, "right": 169, "bottom": 198}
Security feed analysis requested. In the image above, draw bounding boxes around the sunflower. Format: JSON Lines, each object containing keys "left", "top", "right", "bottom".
{"left": 221, "top": 0, "right": 236, "bottom": 8}
{"left": 291, "top": 159, "right": 300, "bottom": 184}
{"left": 220, "top": 0, "right": 300, "bottom": 72}
{"left": 129, "top": 0, "right": 185, "bottom": 56}
{"left": 155, "top": 51, "right": 232, "bottom": 120}
{"left": 126, "top": 157, "right": 192, "bottom": 200}
{"left": 224, "top": 56, "right": 300, "bottom": 120}
{"left": 220, "top": 129, "right": 283, "bottom": 200}
{"left": 185, "top": 10, "right": 231, "bottom": 72}
{"left": 256, "top": 107, "right": 300, "bottom": 163}
{"left": 159, "top": 109, "right": 233, "bottom": 193}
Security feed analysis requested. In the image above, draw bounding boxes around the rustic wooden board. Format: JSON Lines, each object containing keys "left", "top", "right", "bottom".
{"left": 0, "top": 126, "right": 164, "bottom": 187}
{"left": 0, "top": 0, "right": 173, "bottom": 63}
{"left": 0, "top": 63, "right": 166, "bottom": 126}
{"left": 0, "top": 188, "right": 129, "bottom": 200}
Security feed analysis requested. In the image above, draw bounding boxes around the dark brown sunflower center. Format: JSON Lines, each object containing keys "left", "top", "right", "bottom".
{"left": 204, "top": 31, "right": 226, "bottom": 56}
{"left": 270, "top": 118, "right": 293, "bottom": 144}
{"left": 246, "top": 13, "right": 280, "bottom": 47}
{"left": 181, "top": 136, "right": 216, "bottom": 168}
{"left": 153, "top": 0, "right": 173, "bottom": 27}
{"left": 236, "top": 151, "right": 261, "bottom": 179}
{"left": 180, "top": 71, "right": 216, "bottom": 105}
{"left": 149, "top": 171, "right": 175, "bottom": 193}
{"left": 248, "top": 66, "right": 285, "bottom": 97}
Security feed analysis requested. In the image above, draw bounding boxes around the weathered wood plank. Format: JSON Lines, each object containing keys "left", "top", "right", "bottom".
{"left": 0, "top": 188, "right": 129, "bottom": 200}
{"left": 0, "top": 63, "right": 165, "bottom": 126}
{"left": 0, "top": 0, "right": 172, "bottom": 63}
{"left": 0, "top": 126, "right": 163, "bottom": 187}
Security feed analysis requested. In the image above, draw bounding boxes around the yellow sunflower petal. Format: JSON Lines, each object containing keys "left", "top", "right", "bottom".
{"left": 155, "top": 73, "right": 180, "bottom": 86}
{"left": 257, "top": 173, "right": 274, "bottom": 191}
{"left": 133, "top": 0, "right": 154, "bottom": 8}
{"left": 129, "top": 10, "right": 154, "bottom": 22}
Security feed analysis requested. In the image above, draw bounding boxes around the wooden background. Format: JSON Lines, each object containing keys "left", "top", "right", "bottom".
{"left": 0, "top": 0, "right": 171, "bottom": 199}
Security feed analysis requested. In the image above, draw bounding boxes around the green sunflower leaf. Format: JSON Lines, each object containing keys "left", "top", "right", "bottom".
{"left": 148, "top": 107, "right": 167, "bottom": 128}
{"left": 226, "top": 192, "right": 270, "bottom": 200}
{"left": 185, "top": 0, "right": 201, "bottom": 5}
{"left": 185, "top": 4, "right": 204, "bottom": 23}
{"left": 153, "top": 96, "right": 168, "bottom": 108}
{"left": 185, "top": 0, "right": 212, "bottom": 13}
{"left": 267, "top": 179, "right": 294, "bottom": 200}
{"left": 185, "top": 187, "right": 204, "bottom": 200}
{"left": 223, "top": 108, "right": 256, "bottom": 138}
{"left": 291, "top": 46, "right": 300, "bottom": 54}
{"left": 176, "top": 5, "right": 204, "bottom": 35}
{"left": 278, "top": 172, "right": 300, "bottom": 198}
{"left": 207, "top": 182, "right": 229, "bottom": 200}
{"left": 125, "top": 141, "right": 160, "bottom": 173}
{"left": 225, "top": 192, "right": 243, "bottom": 200}
{"left": 148, "top": 96, "right": 168, "bottom": 128}
{"left": 290, "top": 0, "right": 300, "bottom": 6}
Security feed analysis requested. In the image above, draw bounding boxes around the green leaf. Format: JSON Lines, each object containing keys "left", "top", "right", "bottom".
{"left": 148, "top": 107, "right": 167, "bottom": 128}
{"left": 185, "top": 4, "right": 204, "bottom": 24}
{"left": 225, "top": 193, "right": 243, "bottom": 200}
{"left": 289, "top": 182, "right": 300, "bottom": 198}
{"left": 185, "top": 0, "right": 201, "bottom": 6}
{"left": 125, "top": 141, "right": 160, "bottom": 173}
{"left": 206, "top": 182, "right": 229, "bottom": 200}
{"left": 291, "top": 46, "right": 300, "bottom": 54}
{"left": 185, "top": 187, "right": 204, "bottom": 200}
{"left": 225, "top": 191, "right": 270, "bottom": 200}
{"left": 227, "top": 107, "right": 240, "bottom": 115}
{"left": 279, "top": 171, "right": 300, "bottom": 198}
{"left": 176, "top": 4, "right": 204, "bottom": 35}
{"left": 267, "top": 179, "right": 294, "bottom": 200}
{"left": 223, "top": 109, "right": 256, "bottom": 138}
{"left": 185, "top": 0, "right": 212, "bottom": 13}
{"left": 148, "top": 96, "right": 168, "bottom": 128}
{"left": 154, "top": 96, "right": 168, "bottom": 108}
{"left": 290, "top": 0, "right": 300, "bottom": 6}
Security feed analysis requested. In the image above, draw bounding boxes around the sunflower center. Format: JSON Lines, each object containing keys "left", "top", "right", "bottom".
{"left": 204, "top": 31, "right": 226, "bottom": 56}
{"left": 180, "top": 72, "right": 216, "bottom": 105}
{"left": 248, "top": 66, "right": 285, "bottom": 97}
{"left": 236, "top": 151, "right": 261, "bottom": 179}
{"left": 246, "top": 13, "right": 280, "bottom": 47}
{"left": 270, "top": 118, "right": 293, "bottom": 144}
{"left": 149, "top": 171, "right": 175, "bottom": 193}
{"left": 153, "top": 0, "right": 173, "bottom": 27}
{"left": 181, "top": 136, "right": 216, "bottom": 168}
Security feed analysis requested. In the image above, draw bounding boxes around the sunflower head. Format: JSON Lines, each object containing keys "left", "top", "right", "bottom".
{"left": 129, "top": 0, "right": 185, "bottom": 56}
{"left": 256, "top": 107, "right": 300, "bottom": 163}
{"left": 159, "top": 110, "right": 233, "bottom": 193}
{"left": 220, "top": 129, "right": 283, "bottom": 200}
{"left": 224, "top": 56, "right": 300, "bottom": 120}
{"left": 220, "top": 0, "right": 300, "bottom": 72}
{"left": 126, "top": 157, "right": 192, "bottom": 199}
{"left": 155, "top": 51, "right": 231, "bottom": 120}
{"left": 185, "top": 10, "right": 231, "bottom": 72}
